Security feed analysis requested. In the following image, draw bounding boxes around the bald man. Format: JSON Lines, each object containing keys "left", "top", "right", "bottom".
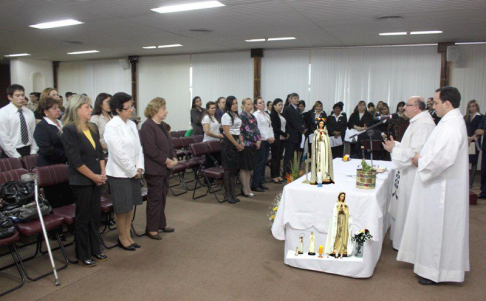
{"left": 382, "top": 96, "right": 436, "bottom": 250}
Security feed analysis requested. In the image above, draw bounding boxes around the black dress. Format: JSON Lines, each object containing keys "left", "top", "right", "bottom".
{"left": 466, "top": 113, "right": 482, "bottom": 165}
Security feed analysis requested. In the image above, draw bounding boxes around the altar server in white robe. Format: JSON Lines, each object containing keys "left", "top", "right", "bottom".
{"left": 398, "top": 86, "right": 469, "bottom": 285}
{"left": 382, "top": 96, "right": 435, "bottom": 250}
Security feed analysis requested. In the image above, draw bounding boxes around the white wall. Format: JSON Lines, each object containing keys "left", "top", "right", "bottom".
{"left": 192, "top": 51, "right": 253, "bottom": 105}
{"left": 10, "top": 58, "right": 54, "bottom": 94}
{"left": 450, "top": 44, "right": 486, "bottom": 113}
{"left": 58, "top": 59, "right": 131, "bottom": 104}
{"left": 138, "top": 55, "right": 191, "bottom": 131}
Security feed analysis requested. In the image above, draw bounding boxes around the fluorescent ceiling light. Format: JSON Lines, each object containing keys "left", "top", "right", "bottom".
{"left": 379, "top": 32, "right": 407, "bottom": 36}
{"left": 245, "top": 39, "right": 266, "bottom": 42}
{"left": 158, "top": 44, "right": 183, "bottom": 48}
{"left": 410, "top": 30, "right": 442, "bottom": 35}
{"left": 143, "top": 46, "right": 157, "bottom": 49}
{"left": 30, "top": 19, "right": 83, "bottom": 29}
{"left": 151, "top": 1, "right": 224, "bottom": 13}
{"left": 67, "top": 50, "right": 99, "bottom": 55}
{"left": 5, "top": 53, "right": 31, "bottom": 57}
{"left": 267, "top": 37, "right": 296, "bottom": 41}
{"left": 456, "top": 42, "right": 486, "bottom": 45}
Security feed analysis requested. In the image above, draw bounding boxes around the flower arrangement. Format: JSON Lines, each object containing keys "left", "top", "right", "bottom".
{"left": 284, "top": 151, "right": 303, "bottom": 183}
{"left": 267, "top": 193, "right": 282, "bottom": 227}
{"left": 351, "top": 229, "right": 373, "bottom": 244}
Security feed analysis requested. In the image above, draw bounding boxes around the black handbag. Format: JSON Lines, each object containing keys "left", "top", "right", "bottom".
{"left": 0, "top": 211, "right": 16, "bottom": 239}
{"left": 0, "top": 181, "right": 36, "bottom": 211}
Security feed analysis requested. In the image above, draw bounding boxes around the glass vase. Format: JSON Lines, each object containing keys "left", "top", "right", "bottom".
{"left": 355, "top": 242, "right": 364, "bottom": 258}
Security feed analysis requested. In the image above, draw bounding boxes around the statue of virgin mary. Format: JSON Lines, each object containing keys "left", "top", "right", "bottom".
{"left": 310, "top": 118, "right": 334, "bottom": 184}
{"left": 324, "top": 192, "right": 353, "bottom": 258}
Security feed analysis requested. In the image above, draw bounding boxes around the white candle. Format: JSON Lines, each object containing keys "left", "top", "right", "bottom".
{"left": 317, "top": 172, "right": 323, "bottom": 184}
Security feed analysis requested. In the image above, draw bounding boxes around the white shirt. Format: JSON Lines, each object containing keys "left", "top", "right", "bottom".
{"left": 0, "top": 103, "right": 38, "bottom": 158}
{"left": 201, "top": 115, "right": 221, "bottom": 142}
{"left": 44, "top": 117, "right": 63, "bottom": 132}
{"left": 279, "top": 115, "right": 287, "bottom": 139}
{"left": 90, "top": 114, "right": 112, "bottom": 152}
{"left": 104, "top": 116, "right": 144, "bottom": 178}
{"left": 221, "top": 112, "right": 241, "bottom": 135}
{"left": 254, "top": 110, "right": 274, "bottom": 141}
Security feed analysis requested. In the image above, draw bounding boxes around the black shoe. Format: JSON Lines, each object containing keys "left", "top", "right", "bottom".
{"left": 117, "top": 239, "right": 136, "bottom": 251}
{"left": 234, "top": 197, "right": 241, "bottom": 202}
{"left": 251, "top": 187, "right": 265, "bottom": 192}
{"left": 241, "top": 190, "right": 254, "bottom": 198}
{"left": 229, "top": 199, "right": 237, "bottom": 204}
{"left": 145, "top": 230, "right": 162, "bottom": 240}
{"left": 272, "top": 180, "right": 283, "bottom": 184}
{"left": 260, "top": 184, "right": 269, "bottom": 190}
{"left": 478, "top": 192, "right": 486, "bottom": 199}
{"left": 160, "top": 227, "right": 175, "bottom": 233}
{"left": 131, "top": 242, "right": 141, "bottom": 248}
{"left": 418, "top": 277, "right": 437, "bottom": 285}
{"left": 93, "top": 254, "right": 108, "bottom": 262}
{"left": 80, "top": 259, "right": 96, "bottom": 267}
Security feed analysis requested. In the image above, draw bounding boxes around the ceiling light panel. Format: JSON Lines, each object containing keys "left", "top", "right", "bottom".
{"left": 245, "top": 39, "right": 266, "bottom": 42}
{"left": 5, "top": 53, "right": 31, "bottom": 57}
{"left": 410, "top": 31, "right": 442, "bottom": 35}
{"left": 143, "top": 46, "right": 157, "bottom": 49}
{"left": 158, "top": 44, "right": 183, "bottom": 48}
{"left": 267, "top": 37, "right": 296, "bottom": 41}
{"left": 379, "top": 32, "right": 408, "bottom": 36}
{"left": 151, "top": 1, "right": 224, "bottom": 14}
{"left": 30, "top": 19, "right": 83, "bottom": 29}
{"left": 67, "top": 50, "right": 99, "bottom": 55}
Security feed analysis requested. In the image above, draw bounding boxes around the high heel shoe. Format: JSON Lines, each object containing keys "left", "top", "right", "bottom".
{"left": 241, "top": 189, "right": 254, "bottom": 198}
{"left": 117, "top": 239, "right": 136, "bottom": 251}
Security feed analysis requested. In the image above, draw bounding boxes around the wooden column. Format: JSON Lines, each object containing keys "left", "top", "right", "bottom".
{"left": 128, "top": 56, "right": 139, "bottom": 108}
{"left": 437, "top": 42, "right": 455, "bottom": 87}
{"left": 53, "top": 61, "right": 59, "bottom": 90}
{"left": 251, "top": 49, "right": 264, "bottom": 99}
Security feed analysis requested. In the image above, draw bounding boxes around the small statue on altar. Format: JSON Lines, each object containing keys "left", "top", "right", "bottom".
{"left": 308, "top": 231, "right": 316, "bottom": 255}
{"left": 324, "top": 192, "right": 353, "bottom": 258}
{"left": 298, "top": 233, "right": 305, "bottom": 254}
{"left": 310, "top": 118, "right": 334, "bottom": 185}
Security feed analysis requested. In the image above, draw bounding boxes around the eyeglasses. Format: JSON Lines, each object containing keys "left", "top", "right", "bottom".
{"left": 405, "top": 104, "right": 417, "bottom": 107}
{"left": 122, "top": 104, "right": 134, "bottom": 110}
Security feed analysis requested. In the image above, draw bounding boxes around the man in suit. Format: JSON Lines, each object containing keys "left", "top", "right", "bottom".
{"left": 283, "top": 93, "right": 306, "bottom": 177}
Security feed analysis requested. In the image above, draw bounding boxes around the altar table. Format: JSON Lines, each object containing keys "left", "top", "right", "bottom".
{"left": 271, "top": 158, "right": 394, "bottom": 278}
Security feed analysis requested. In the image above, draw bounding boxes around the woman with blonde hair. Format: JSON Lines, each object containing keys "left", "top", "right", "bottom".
{"left": 140, "top": 97, "right": 178, "bottom": 240}
{"left": 104, "top": 92, "right": 144, "bottom": 250}
{"left": 61, "top": 94, "right": 107, "bottom": 267}
{"left": 240, "top": 98, "right": 262, "bottom": 196}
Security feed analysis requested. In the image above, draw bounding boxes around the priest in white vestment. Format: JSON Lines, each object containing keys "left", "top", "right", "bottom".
{"left": 397, "top": 86, "right": 469, "bottom": 285}
{"left": 383, "top": 96, "right": 435, "bottom": 250}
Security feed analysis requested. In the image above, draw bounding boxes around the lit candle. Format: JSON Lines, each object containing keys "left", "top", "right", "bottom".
{"left": 318, "top": 245, "right": 324, "bottom": 258}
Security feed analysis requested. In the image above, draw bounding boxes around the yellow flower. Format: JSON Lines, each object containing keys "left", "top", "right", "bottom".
{"left": 360, "top": 230, "right": 364, "bottom": 233}
{"left": 273, "top": 207, "right": 278, "bottom": 211}
{"left": 270, "top": 215, "right": 275, "bottom": 220}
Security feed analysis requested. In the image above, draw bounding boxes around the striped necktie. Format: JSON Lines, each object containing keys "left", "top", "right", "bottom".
{"left": 18, "top": 109, "right": 29, "bottom": 145}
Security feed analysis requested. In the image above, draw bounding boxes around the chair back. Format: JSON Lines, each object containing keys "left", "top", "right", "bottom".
{"left": 180, "top": 137, "right": 196, "bottom": 149}
{"left": 0, "top": 158, "right": 23, "bottom": 172}
{"left": 34, "top": 164, "right": 70, "bottom": 187}
{"left": 21, "top": 154, "right": 38, "bottom": 171}
{"left": 190, "top": 142, "right": 210, "bottom": 157}
{"left": 0, "top": 169, "right": 29, "bottom": 184}
{"left": 172, "top": 137, "right": 184, "bottom": 149}
{"left": 171, "top": 131, "right": 183, "bottom": 138}
{"left": 207, "top": 140, "right": 222, "bottom": 154}
{"left": 193, "top": 135, "right": 204, "bottom": 143}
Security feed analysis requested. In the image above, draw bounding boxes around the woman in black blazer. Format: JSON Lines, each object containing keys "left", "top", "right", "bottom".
{"left": 61, "top": 94, "right": 107, "bottom": 267}
{"left": 34, "top": 96, "right": 72, "bottom": 208}
{"left": 270, "top": 98, "right": 288, "bottom": 183}
{"left": 327, "top": 103, "right": 348, "bottom": 158}
{"left": 347, "top": 100, "right": 373, "bottom": 130}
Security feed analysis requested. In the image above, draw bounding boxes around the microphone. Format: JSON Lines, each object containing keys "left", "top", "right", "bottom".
{"left": 375, "top": 115, "right": 393, "bottom": 121}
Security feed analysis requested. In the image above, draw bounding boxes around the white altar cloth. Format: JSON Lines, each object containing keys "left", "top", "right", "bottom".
{"left": 271, "top": 158, "right": 394, "bottom": 278}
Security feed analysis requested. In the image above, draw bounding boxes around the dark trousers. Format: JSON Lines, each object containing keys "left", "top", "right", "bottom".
{"left": 72, "top": 184, "right": 101, "bottom": 261}
{"left": 270, "top": 139, "right": 284, "bottom": 178}
{"left": 223, "top": 169, "right": 237, "bottom": 200}
{"left": 145, "top": 174, "right": 169, "bottom": 232}
{"left": 252, "top": 141, "right": 270, "bottom": 187}
{"left": 283, "top": 141, "right": 301, "bottom": 177}
{"left": 44, "top": 183, "right": 74, "bottom": 208}
{"left": 1, "top": 145, "right": 30, "bottom": 158}
{"left": 481, "top": 151, "right": 486, "bottom": 193}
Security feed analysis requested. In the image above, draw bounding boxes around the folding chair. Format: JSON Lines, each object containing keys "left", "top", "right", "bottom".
{"left": 190, "top": 142, "right": 225, "bottom": 202}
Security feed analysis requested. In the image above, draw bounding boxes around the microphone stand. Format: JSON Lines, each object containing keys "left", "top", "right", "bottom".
{"left": 349, "top": 118, "right": 390, "bottom": 167}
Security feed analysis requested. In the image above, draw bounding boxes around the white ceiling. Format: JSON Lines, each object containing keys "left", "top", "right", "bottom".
{"left": 1, "top": 0, "right": 485, "bottom": 62}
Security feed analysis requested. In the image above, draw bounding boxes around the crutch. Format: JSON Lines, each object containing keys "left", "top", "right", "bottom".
{"left": 22, "top": 173, "right": 61, "bottom": 286}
